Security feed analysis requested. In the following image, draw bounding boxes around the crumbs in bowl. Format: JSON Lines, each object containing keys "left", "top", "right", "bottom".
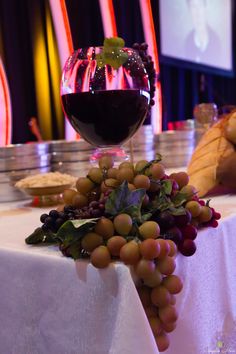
{"left": 15, "top": 172, "right": 76, "bottom": 189}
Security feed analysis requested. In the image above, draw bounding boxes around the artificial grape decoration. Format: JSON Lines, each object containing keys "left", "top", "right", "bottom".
{"left": 132, "top": 42, "right": 157, "bottom": 108}
{"left": 26, "top": 155, "right": 221, "bottom": 352}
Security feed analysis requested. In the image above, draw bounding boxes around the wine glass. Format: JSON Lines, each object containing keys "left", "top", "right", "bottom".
{"left": 60, "top": 46, "right": 150, "bottom": 163}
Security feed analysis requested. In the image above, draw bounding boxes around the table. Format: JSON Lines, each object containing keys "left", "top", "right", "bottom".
{"left": 1, "top": 194, "right": 236, "bottom": 354}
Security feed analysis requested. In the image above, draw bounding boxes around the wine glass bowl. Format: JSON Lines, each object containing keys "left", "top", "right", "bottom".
{"left": 60, "top": 46, "right": 150, "bottom": 161}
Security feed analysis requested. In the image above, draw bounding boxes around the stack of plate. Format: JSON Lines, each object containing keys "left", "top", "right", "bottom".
{"left": 154, "top": 130, "right": 195, "bottom": 168}
{"left": 0, "top": 143, "right": 51, "bottom": 202}
{"left": 124, "top": 125, "right": 156, "bottom": 162}
{"left": 51, "top": 140, "right": 93, "bottom": 176}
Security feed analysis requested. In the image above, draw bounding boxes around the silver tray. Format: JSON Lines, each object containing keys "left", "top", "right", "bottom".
{"left": 50, "top": 139, "right": 92, "bottom": 152}
{"left": 155, "top": 130, "right": 195, "bottom": 142}
{"left": 51, "top": 150, "right": 91, "bottom": 163}
{"left": 0, "top": 142, "right": 50, "bottom": 158}
{"left": 0, "top": 153, "right": 51, "bottom": 172}
{"left": 0, "top": 166, "right": 50, "bottom": 202}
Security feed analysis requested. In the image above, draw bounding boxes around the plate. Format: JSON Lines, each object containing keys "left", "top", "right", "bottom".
{"left": 22, "top": 183, "right": 72, "bottom": 197}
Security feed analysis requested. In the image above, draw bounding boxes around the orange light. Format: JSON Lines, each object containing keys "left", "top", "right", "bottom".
{"left": 139, "top": 0, "right": 162, "bottom": 133}
{"left": 49, "top": 0, "right": 77, "bottom": 140}
{"left": 99, "top": 0, "right": 117, "bottom": 37}
{"left": 0, "top": 57, "right": 12, "bottom": 145}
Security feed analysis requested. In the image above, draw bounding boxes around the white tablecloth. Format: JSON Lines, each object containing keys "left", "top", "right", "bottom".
{"left": 1, "top": 195, "right": 236, "bottom": 354}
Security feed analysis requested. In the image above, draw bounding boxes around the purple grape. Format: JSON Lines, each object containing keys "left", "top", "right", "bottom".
{"left": 49, "top": 210, "right": 59, "bottom": 218}
{"left": 180, "top": 224, "right": 197, "bottom": 240}
{"left": 152, "top": 211, "right": 175, "bottom": 231}
{"left": 174, "top": 210, "right": 192, "bottom": 227}
{"left": 40, "top": 213, "right": 48, "bottom": 223}
{"left": 165, "top": 226, "right": 183, "bottom": 245}
{"left": 179, "top": 239, "right": 196, "bottom": 256}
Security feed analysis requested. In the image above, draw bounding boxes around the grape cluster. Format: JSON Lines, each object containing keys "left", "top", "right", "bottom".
{"left": 40, "top": 206, "right": 78, "bottom": 233}
{"left": 132, "top": 42, "right": 156, "bottom": 107}
{"left": 36, "top": 154, "right": 222, "bottom": 353}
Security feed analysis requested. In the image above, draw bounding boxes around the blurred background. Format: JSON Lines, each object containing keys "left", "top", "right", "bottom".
{"left": 0, "top": 0, "right": 235, "bottom": 144}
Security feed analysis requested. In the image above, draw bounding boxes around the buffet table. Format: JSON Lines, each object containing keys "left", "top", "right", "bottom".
{"left": 1, "top": 194, "right": 236, "bottom": 354}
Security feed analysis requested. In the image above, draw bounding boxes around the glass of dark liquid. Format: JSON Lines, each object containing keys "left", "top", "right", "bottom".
{"left": 60, "top": 45, "right": 150, "bottom": 162}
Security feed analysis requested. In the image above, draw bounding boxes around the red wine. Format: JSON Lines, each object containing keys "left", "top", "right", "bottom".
{"left": 61, "top": 90, "right": 149, "bottom": 146}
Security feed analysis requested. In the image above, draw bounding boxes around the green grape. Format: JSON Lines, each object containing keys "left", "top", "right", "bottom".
{"left": 185, "top": 200, "right": 202, "bottom": 217}
{"left": 87, "top": 167, "right": 103, "bottom": 184}
{"left": 139, "top": 221, "right": 160, "bottom": 239}
{"left": 151, "top": 285, "right": 171, "bottom": 307}
{"left": 143, "top": 268, "right": 163, "bottom": 288}
{"left": 156, "top": 239, "right": 171, "bottom": 259}
{"left": 98, "top": 155, "right": 114, "bottom": 169}
{"left": 117, "top": 168, "right": 134, "bottom": 183}
{"left": 137, "top": 285, "right": 152, "bottom": 307}
{"left": 148, "top": 316, "right": 162, "bottom": 336}
{"left": 139, "top": 239, "right": 160, "bottom": 260}
{"left": 155, "top": 332, "right": 170, "bottom": 352}
{"left": 103, "top": 37, "right": 125, "bottom": 48}
{"left": 63, "top": 188, "right": 77, "bottom": 204}
{"left": 166, "top": 240, "right": 177, "bottom": 258}
{"left": 162, "top": 275, "right": 183, "bottom": 294}
{"left": 90, "top": 245, "right": 111, "bottom": 269}
{"left": 94, "top": 217, "right": 115, "bottom": 239}
{"left": 134, "top": 160, "right": 148, "bottom": 173}
{"left": 101, "top": 178, "right": 119, "bottom": 192}
{"left": 144, "top": 306, "right": 158, "bottom": 318}
{"left": 113, "top": 213, "right": 132, "bottom": 235}
{"left": 107, "top": 167, "right": 118, "bottom": 179}
{"left": 158, "top": 305, "right": 178, "bottom": 324}
{"left": 133, "top": 174, "right": 150, "bottom": 190}
{"left": 107, "top": 236, "right": 127, "bottom": 256}
{"left": 198, "top": 206, "right": 213, "bottom": 223}
{"left": 150, "top": 163, "right": 165, "bottom": 180}
{"left": 180, "top": 185, "right": 197, "bottom": 200}
{"left": 118, "top": 161, "right": 134, "bottom": 170}
{"left": 162, "top": 321, "right": 177, "bottom": 333}
{"left": 119, "top": 240, "right": 141, "bottom": 265}
{"left": 81, "top": 232, "right": 103, "bottom": 252}
{"left": 156, "top": 256, "right": 176, "bottom": 276}
{"left": 72, "top": 193, "right": 88, "bottom": 208}
{"left": 76, "top": 177, "right": 95, "bottom": 194}
{"left": 170, "top": 171, "right": 189, "bottom": 189}
{"left": 134, "top": 259, "right": 156, "bottom": 279}
{"left": 128, "top": 183, "right": 136, "bottom": 191}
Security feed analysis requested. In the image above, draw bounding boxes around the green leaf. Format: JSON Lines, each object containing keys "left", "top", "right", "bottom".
{"left": 171, "top": 191, "right": 188, "bottom": 207}
{"left": 168, "top": 206, "right": 186, "bottom": 216}
{"left": 67, "top": 242, "right": 82, "bottom": 260}
{"left": 161, "top": 179, "right": 172, "bottom": 195}
{"left": 25, "top": 227, "right": 56, "bottom": 245}
{"left": 140, "top": 212, "right": 152, "bottom": 223}
{"left": 56, "top": 219, "right": 98, "bottom": 246}
{"left": 105, "top": 181, "right": 146, "bottom": 219}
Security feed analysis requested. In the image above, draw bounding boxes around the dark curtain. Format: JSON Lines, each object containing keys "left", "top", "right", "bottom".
{"left": 0, "top": 0, "right": 63, "bottom": 143}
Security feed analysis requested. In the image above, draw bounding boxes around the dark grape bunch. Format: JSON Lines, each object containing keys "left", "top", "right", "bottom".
{"left": 40, "top": 199, "right": 107, "bottom": 233}
{"left": 132, "top": 42, "right": 157, "bottom": 107}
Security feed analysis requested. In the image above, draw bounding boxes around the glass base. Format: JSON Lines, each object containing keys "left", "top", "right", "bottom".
{"left": 90, "top": 147, "right": 129, "bottom": 164}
